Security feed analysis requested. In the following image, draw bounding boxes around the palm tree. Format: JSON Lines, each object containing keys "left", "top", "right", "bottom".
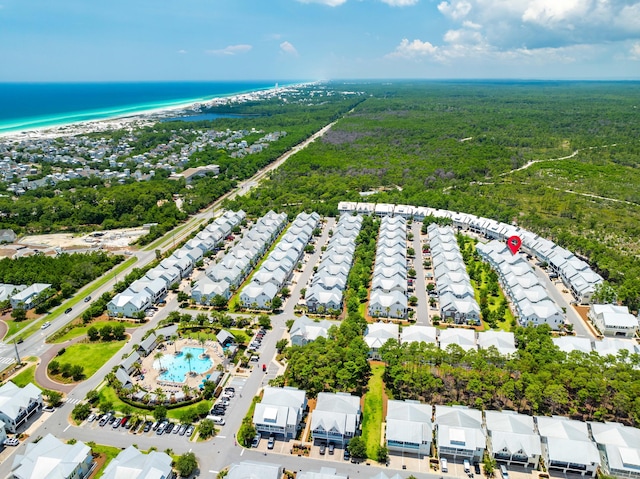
{"left": 153, "top": 387, "right": 166, "bottom": 404}
{"left": 182, "top": 384, "right": 191, "bottom": 399}
{"left": 154, "top": 352, "right": 164, "bottom": 370}
{"left": 171, "top": 334, "right": 178, "bottom": 353}
{"left": 184, "top": 351, "right": 194, "bottom": 376}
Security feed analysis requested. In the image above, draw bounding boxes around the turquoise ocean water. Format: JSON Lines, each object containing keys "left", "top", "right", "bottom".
{"left": 0, "top": 81, "right": 294, "bottom": 135}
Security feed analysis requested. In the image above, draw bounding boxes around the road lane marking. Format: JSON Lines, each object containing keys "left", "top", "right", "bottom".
{"left": 64, "top": 425, "right": 70, "bottom": 432}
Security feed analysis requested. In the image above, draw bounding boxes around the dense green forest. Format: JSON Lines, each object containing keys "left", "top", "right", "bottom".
{"left": 0, "top": 88, "right": 362, "bottom": 237}
{"left": 379, "top": 324, "right": 640, "bottom": 427}
{"left": 223, "top": 81, "right": 640, "bottom": 309}
{"left": 0, "top": 252, "right": 123, "bottom": 304}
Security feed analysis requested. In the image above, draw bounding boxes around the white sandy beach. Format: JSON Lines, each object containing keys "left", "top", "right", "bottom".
{"left": 0, "top": 83, "right": 309, "bottom": 142}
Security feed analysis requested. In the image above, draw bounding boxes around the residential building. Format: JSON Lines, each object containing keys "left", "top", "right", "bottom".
{"left": 477, "top": 331, "right": 517, "bottom": 356}
{"left": 298, "top": 468, "right": 349, "bottom": 479}
{"left": 311, "top": 392, "right": 361, "bottom": 446}
{"left": 552, "top": 336, "right": 593, "bottom": 354}
{"left": 435, "top": 405, "right": 485, "bottom": 461}
{"left": 101, "top": 445, "right": 173, "bottom": 479}
{"left": 137, "top": 332, "right": 159, "bottom": 357}
{"left": 0, "top": 229, "right": 17, "bottom": 244}
{"left": 535, "top": 416, "right": 600, "bottom": 476}
{"left": 484, "top": 410, "right": 541, "bottom": 467}
{"left": 225, "top": 461, "right": 282, "bottom": 479}
{"left": 438, "top": 328, "right": 477, "bottom": 352}
{"left": 107, "top": 287, "right": 153, "bottom": 318}
{"left": 364, "top": 323, "right": 399, "bottom": 359}
{"left": 289, "top": 316, "right": 338, "bottom": 346}
{"left": 400, "top": 325, "right": 438, "bottom": 345}
{"left": 386, "top": 400, "right": 433, "bottom": 457}
{"left": 590, "top": 421, "right": 640, "bottom": 479}
{"left": 10, "top": 283, "right": 52, "bottom": 310}
{"left": 11, "top": 434, "right": 94, "bottom": 479}
{"left": 0, "top": 382, "right": 43, "bottom": 433}
{"left": 253, "top": 387, "right": 307, "bottom": 439}
{"left": 588, "top": 304, "right": 639, "bottom": 338}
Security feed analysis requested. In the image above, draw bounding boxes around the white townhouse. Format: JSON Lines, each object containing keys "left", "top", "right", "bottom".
{"left": 552, "top": 336, "right": 593, "bottom": 354}
{"left": 311, "top": 392, "right": 361, "bottom": 447}
{"left": 0, "top": 382, "right": 43, "bottom": 433}
{"left": 400, "top": 325, "right": 438, "bottom": 345}
{"left": 435, "top": 405, "right": 486, "bottom": 461}
{"left": 535, "top": 416, "right": 600, "bottom": 477}
{"left": 101, "top": 446, "right": 173, "bottom": 479}
{"left": 477, "top": 331, "right": 517, "bottom": 356}
{"left": 10, "top": 283, "right": 52, "bottom": 310}
{"left": 364, "top": 322, "right": 399, "bottom": 359}
{"left": 107, "top": 287, "right": 153, "bottom": 318}
{"left": 240, "top": 282, "right": 279, "bottom": 310}
{"left": 484, "top": 410, "right": 541, "bottom": 468}
{"left": 438, "top": 328, "right": 477, "bottom": 352}
{"left": 588, "top": 304, "right": 639, "bottom": 338}
{"left": 385, "top": 400, "right": 433, "bottom": 457}
{"left": 226, "top": 461, "right": 282, "bottom": 479}
{"left": 253, "top": 386, "right": 307, "bottom": 439}
{"left": 289, "top": 316, "right": 338, "bottom": 347}
{"left": 11, "top": 434, "right": 94, "bottom": 479}
{"left": 368, "top": 290, "right": 408, "bottom": 320}
{"left": 590, "top": 421, "right": 640, "bottom": 479}
{"left": 191, "top": 276, "right": 232, "bottom": 304}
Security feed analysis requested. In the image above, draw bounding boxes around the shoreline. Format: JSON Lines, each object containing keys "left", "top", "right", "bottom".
{"left": 0, "top": 81, "right": 313, "bottom": 141}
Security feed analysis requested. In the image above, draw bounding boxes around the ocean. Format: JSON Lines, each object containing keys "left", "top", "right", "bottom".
{"left": 0, "top": 81, "right": 289, "bottom": 135}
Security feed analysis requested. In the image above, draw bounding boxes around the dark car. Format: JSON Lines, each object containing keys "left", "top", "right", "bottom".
{"left": 474, "top": 463, "right": 481, "bottom": 475}
{"left": 165, "top": 423, "right": 174, "bottom": 434}
{"left": 319, "top": 444, "right": 326, "bottom": 455}
{"left": 343, "top": 448, "right": 350, "bottom": 461}
{"left": 328, "top": 443, "right": 335, "bottom": 455}
{"left": 143, "top": 421, "right": 152, "bottom": 432}
{"left": 65, "top": 307, "right": 72, "bottom": 314}
{"left": 84, "top": 296, "right": 92, "bottom": 302}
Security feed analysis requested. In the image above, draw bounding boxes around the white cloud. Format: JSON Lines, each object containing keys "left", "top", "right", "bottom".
{"left": 380, "top": 0, "right": 419, "bottom": 6}
{"left": 437, "top": 0, "right": 472, "bottom": 20}
{"left": 386, "top": 38, "right": 439, "bottom": 59}
{"left": 296, "top": 0, "right": 348, "bottom": 6}
{"left": 631, "top": 42, "right": 640, "bottom": 60}
{"left": 205, "top": 44, "right": 252, "bottom": 56}
{"left": 178, "top": 49, "right": 187, "bottom": 54}
{"left": 280, "top": 41, "right": 299, "bottom": 56}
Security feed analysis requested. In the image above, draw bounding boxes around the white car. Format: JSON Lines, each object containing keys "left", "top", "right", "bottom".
{"left": 4, "top": 438, "right": 19, "bottom": 446}
{"left": 41, "top": 321, "right": 51, "bottom": 330}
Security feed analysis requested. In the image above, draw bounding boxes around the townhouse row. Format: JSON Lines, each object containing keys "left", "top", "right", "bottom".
{"left": 368, "top": 215, "right": 409, "bottom": 320}
{"left": 251, "top": 384, "right": 640, "bottom": 479}
{"left": 239, "top": 212, "right": 320, "bottom": 309}
{"left": 427, "top": 224, "right": 481, "bottom": 325}
{"left": 190, "top": 210, "right": 286, "bottom": 305}
{"left": 305, "top": 215, "right": 363, "bottom": 314}
{"left": 477, "top": 240, "right": 565, "bottom": 330}
{"left": 338, "top": 202, "right": 603, "bottom": 305}
{"left": 107, "top": 210, "right": 246, "bottom": 317}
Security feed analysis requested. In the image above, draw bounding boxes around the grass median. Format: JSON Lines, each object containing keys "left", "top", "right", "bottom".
{"left": 361, "top": 363, "right": 385, "bottom": 459}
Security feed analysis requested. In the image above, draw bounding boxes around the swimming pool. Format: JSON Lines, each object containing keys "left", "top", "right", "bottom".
{"left": 153, "top": 347, "right": 213, "bottom": 383}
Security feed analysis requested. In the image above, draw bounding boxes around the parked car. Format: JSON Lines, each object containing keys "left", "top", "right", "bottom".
{"left": 178, "top": 424, "right": 188, "bottom": 436}
{"left": 172, "top": 423, "right": 180, "bottom": 434}
{"left": 474, "top": 463, "right": 481, "bottom": 475}
{"left": 328, "top": 443, "right": 335, "bottom": 455}
{"left": 464, "top": 459, "right": 471, "bottom": 474}
{"left": 441, "top": 458, "right": 448, "bottom": 473}
{"left": 43, "top": 406, "right": 55, "bottom": 412}
{"left": 143, "top": 421, "right": 152, "bottom": 432}
{"left": 209, "top": 416, "right": 225, "bottom": 425}
{"left": 87, "top": 413, "right": 96, "bottom": 422}
{"left": 112, "top": 417, "right": 122, "bottom": 429}
{"left": 267, "top": 435, "right": 275, "bottom": 449}
{"left": 251, "top": 434, "right": 261, "bottom": 448}
{"left": 165, "top": 423, "right": 174, "bottom": 434}
{"left": 343, "top": 448, "right": 350, "bottom": 461}
{"left": 4, "top": 438, "right": 19, "bottom": 446}
{"left": 185, "top": 425, "right": 195, "bottom": 437}
{"left": 319, "top": 444, "right": 326, "bottom": 455}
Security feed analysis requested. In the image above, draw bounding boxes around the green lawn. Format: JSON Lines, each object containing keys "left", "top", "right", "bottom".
{"left": 56, "top": 340, "right": 126, "bottom": 379}
{"left": 89, "top": 443, "right": 123, "bottom": 479}
{"left": 10, "top": 365, "right": 40, "bottom": 389}
{"left": 13, "top": 256, "right": 138, "bottom": 343}
{"left": 5, "top": 318, "right": 38, "bottom": 339}
{"left": 361, "top": 364, "right": 385, "bottom": 459}
{"left": 49, "top": 320, "right": 139, "bottom": 344}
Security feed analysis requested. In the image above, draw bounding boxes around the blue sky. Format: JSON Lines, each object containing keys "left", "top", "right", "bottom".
{"left": 1, "top": 0, "right": 639, "bottom": 81}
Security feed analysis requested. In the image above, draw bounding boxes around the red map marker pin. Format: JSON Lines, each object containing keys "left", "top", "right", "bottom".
{"left": 507, "top": 235, "right": 522, "bottom": 255}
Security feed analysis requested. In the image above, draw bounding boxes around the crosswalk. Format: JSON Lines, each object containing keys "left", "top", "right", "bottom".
{"left": 0, "top": 356, "right": 16, "bottom": 365}
{"left": 65, "top": 398, "right": 82, "bottom": 405}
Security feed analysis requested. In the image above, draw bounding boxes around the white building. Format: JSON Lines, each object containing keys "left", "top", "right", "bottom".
{"left": 386, "top": 400, "right": 433, "bottom": 457}
{"left": 588, "top": 304, "right": 639, "bottom": 338}
{"left": 0, "top": 382, "right": 43, "bottom": 433}
{"left": 590, "top": 421, "right": 640, "bottom": 479}
{"left": 477, "top": 331, "right": 517, "bottom": 356}
{"left": 11, "top": 434, "right": 94, "bottom": 479}
{"left": 101, "top": 445, "right": 173, "bottom": 479}
{"left": 311, "top": 392, "right": 361, "bottom": 446}
{"left": 435, "top": 405, "right": 485, "bottom": 461}
{"left": 289, "top": 316, "right": 338, "bottom": 347}
{"left": 253, "top": 387, "right": 307, "bottom": 439}
{"left": 225, "top": 461, "right": 282, "bottom": 479}
{"left": 484, "top": 410, "right": 541, "bottom": 468}
{"left": 364, "top": 323, "right": 399, "bottom": 359}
